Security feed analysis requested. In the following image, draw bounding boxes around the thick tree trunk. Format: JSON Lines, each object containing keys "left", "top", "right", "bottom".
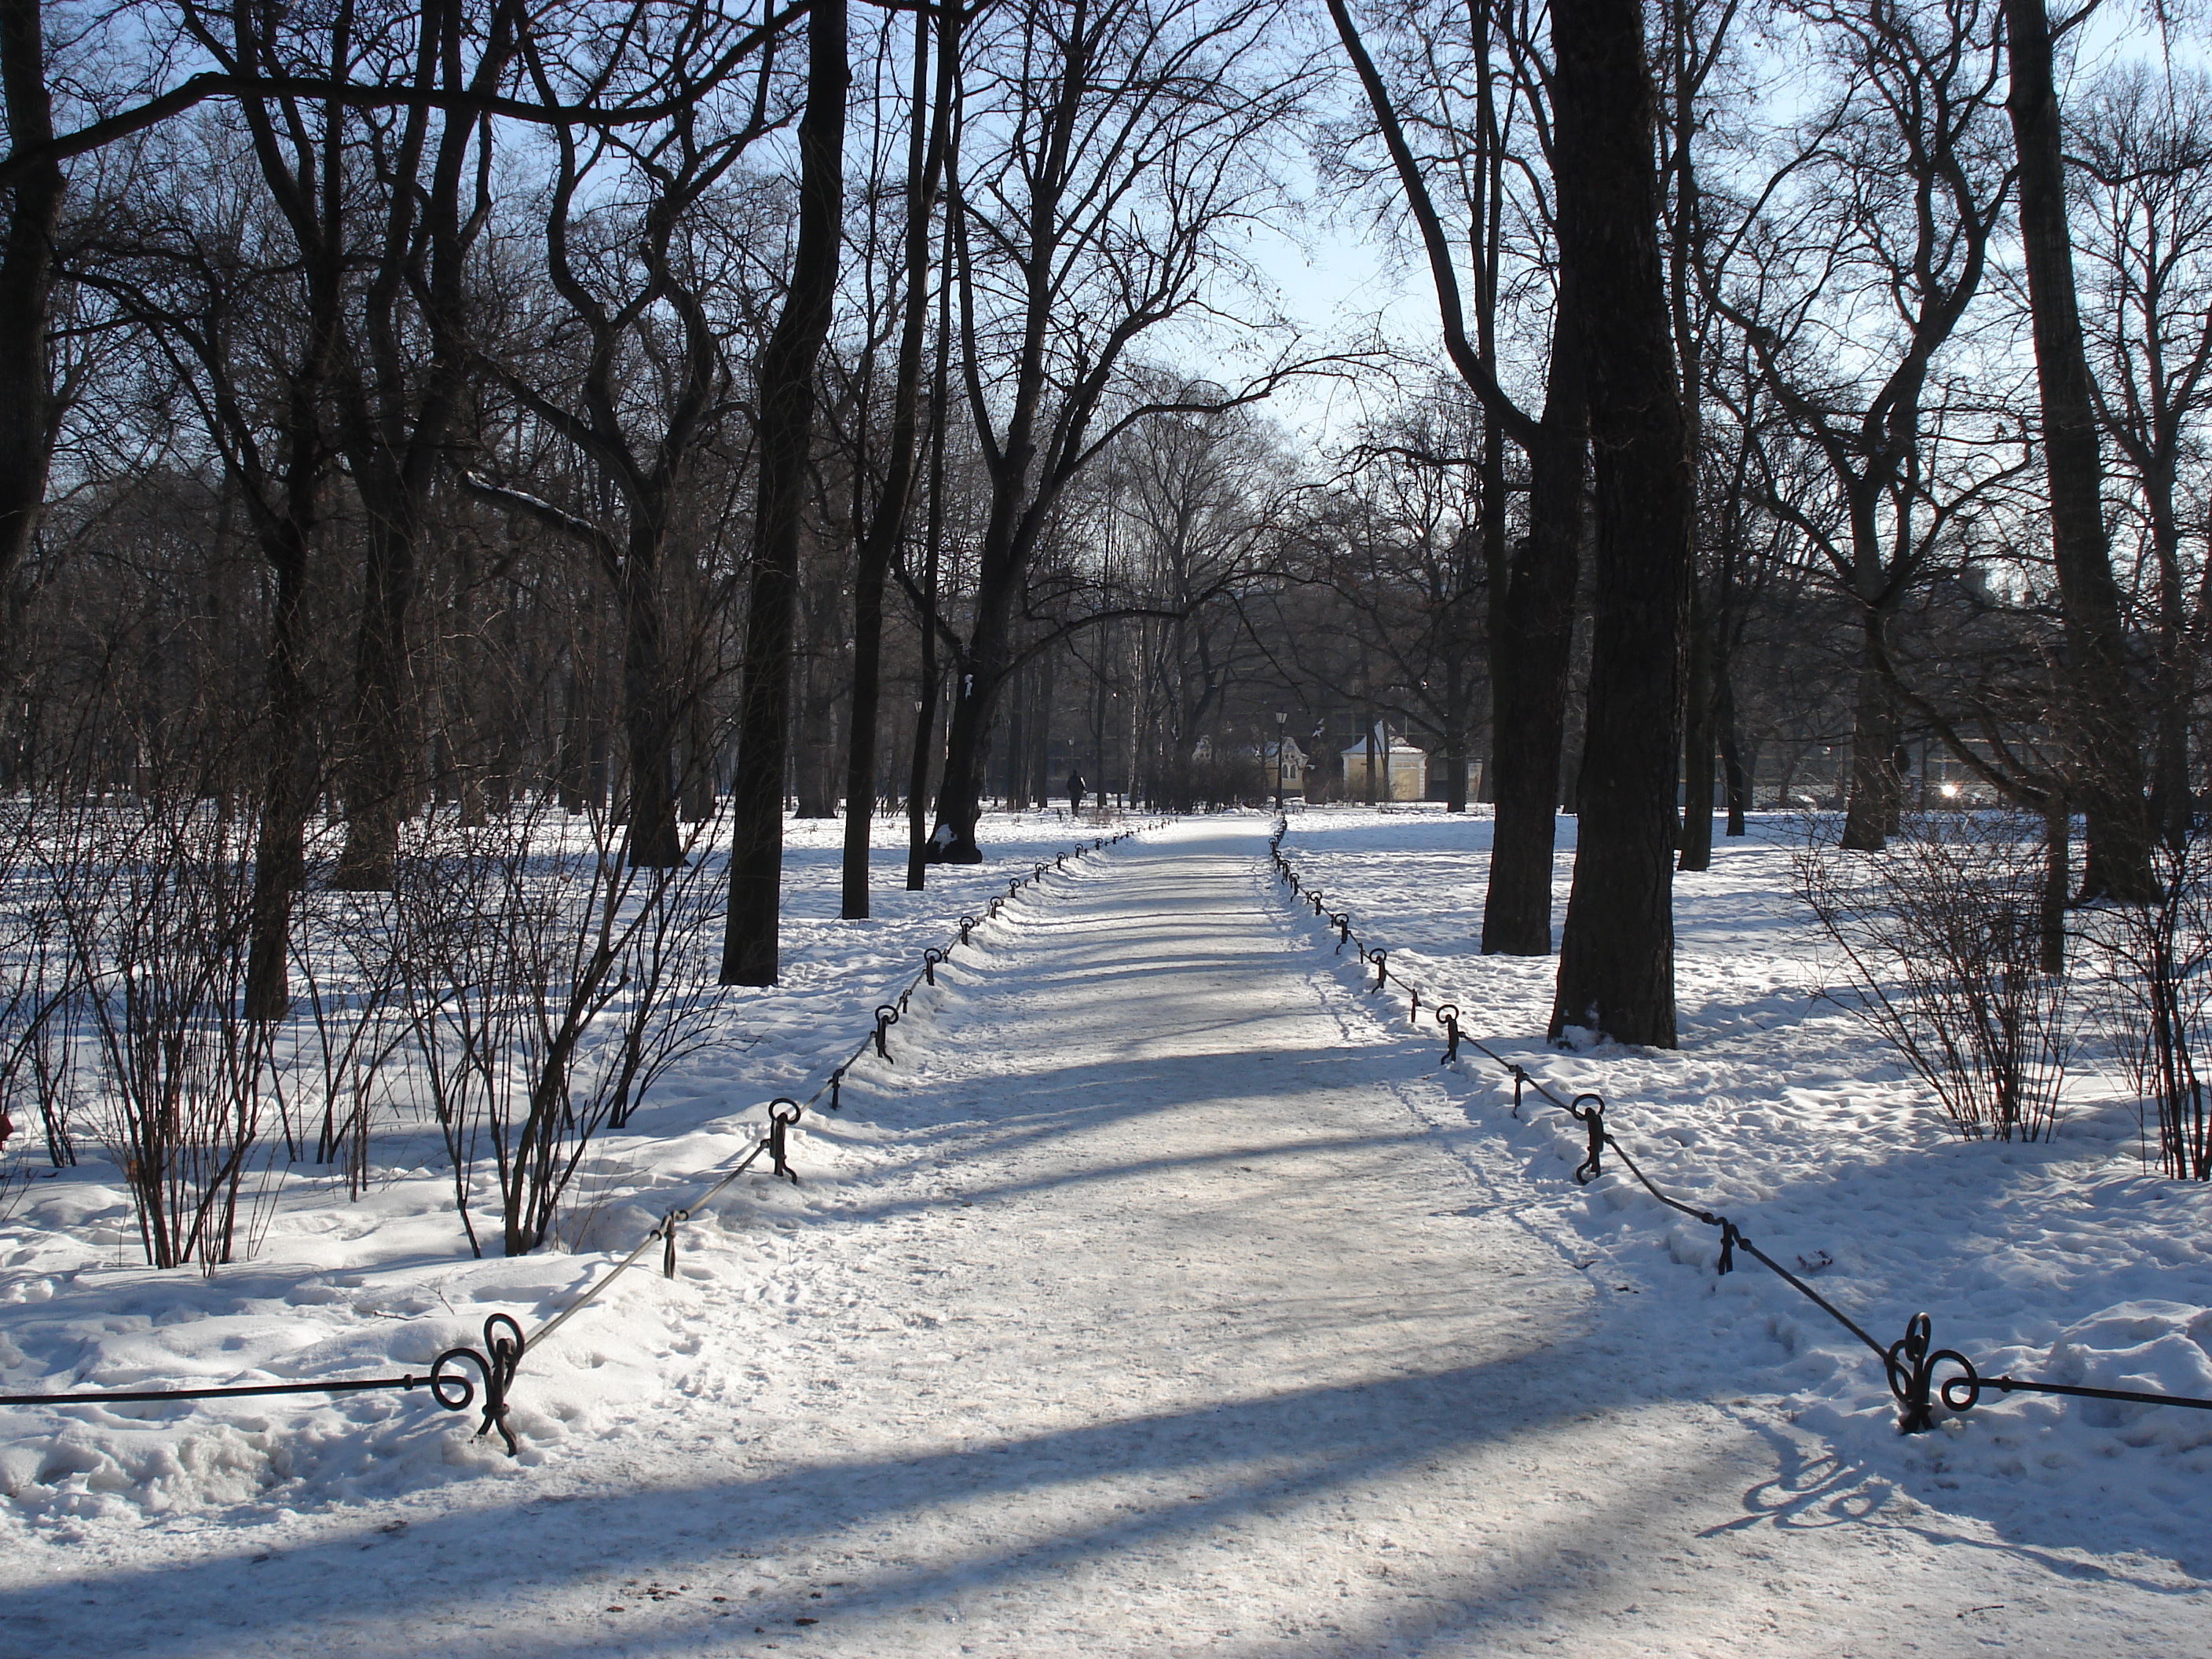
{"left": 0, "top": 0, "right": 61, "bottom": 634}
{"left": 1481, "top": 390, "right": 1585, "bottom": 954}
{"left": 1840, "top": 614, "right": 1903, "bottom": 849}
{"left": 618, "top": 532, "right": 682, "bottom": 866}
{"left": 2002, "top": 0, "right": 2152, "bottom": 900}
{"left": 1547, "top": 0, "right": 1694, "bottom": 1048}
{"left": 244, "top": 535, "right": 314, "bottom": 1020}
{"left": 927, "top": 577, "right": 1016, "bottom": 862}
{"left": 330, "top": 508, "right": 418, "bottom": 891}
{"left": 793, "top": 648, "right": 839, "bottom": 819}
{"left": 721, "top": 0, "right": 848, "bottom": 984}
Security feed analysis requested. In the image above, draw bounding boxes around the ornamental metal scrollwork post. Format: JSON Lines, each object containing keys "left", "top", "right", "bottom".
{"left": 1887, "top": 1312, "right": 1980, "bottom": 1433}
{"left": 1569, "top": 1094, "right": 1606, "bottom": 1183}
{"left": 766, "top": 1097, "right": 804, "bottom": 1181}
{"left": 427, "top": 1314, "right": 526, "bottom": 1456}
{"left": 1435, "top": 1003, "right": 1460, "bottom": 1064}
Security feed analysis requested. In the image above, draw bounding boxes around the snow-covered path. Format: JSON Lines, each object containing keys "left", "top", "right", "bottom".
{"left": 6, "top": 818, "right": 2207, "bottom": 1656}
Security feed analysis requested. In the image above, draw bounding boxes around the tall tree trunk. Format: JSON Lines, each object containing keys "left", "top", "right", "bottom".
{"left": 831, "top": 0, "right": 947, "bottom": 911}
{"left": 244, "top": 529, "right": 314, "bottom": 1020}
{"left": 1716, "top": 654, "right": 1748, "bottom": 836}
{"left": 906, "top": 232, "right": 955, "bottom": 892}
{"left": 1003, "top": 657, "right": 1028, "bottom": 808}
{"left": 1677, "top": 575, "right": 1716, "bottom": 870}
{"left": 2001, "top": 0, "right": 2152, "bottom": 901}
{"left": 2145, "top": 465, "right": 2189, "bottom": 847}
{"left": 1548, "top": 0, "right": 1694, "bottom": 1048}
{"left": 722, "top": 0, "right": 848, "bottom": 984}
{"left": 0, "top": 0, "right": 61, "bottom": 635}
{"left": 1481, "top": 392, "right": 1585, "bottom": 952}
{"left": 618, "top": 529, "right": 682, "bottom": 866}
{"left": 1840, "top": 612, "right": 1903, "bottom": 848}
{"left": 928, "top": 586, "right": 1016, "bottom": 861}
{"left": 1031, "top": 650, "right": 1055, "bottom": 811}
{"left": 330, "top": 507, "right": 418, "bottom": 891}
{"left": 1443, "top": 652, "right": 1469, "bottom": 813}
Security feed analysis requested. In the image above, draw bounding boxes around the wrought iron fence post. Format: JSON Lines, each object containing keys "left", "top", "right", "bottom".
{"left": 767, "top": 1097, "right": 803, "bottom": 1181}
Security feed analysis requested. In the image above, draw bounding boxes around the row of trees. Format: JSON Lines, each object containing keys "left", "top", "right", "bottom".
{"left": 2, "top": 0, "right": 2209, "bottom": 1052}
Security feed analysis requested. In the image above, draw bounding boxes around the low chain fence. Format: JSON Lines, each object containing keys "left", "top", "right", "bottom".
{"left": 1267, "top": 819, "right": 2212, "bottom": 1435}
{"left": 0, "top": 827, "right": 1152, "bottom": 1457}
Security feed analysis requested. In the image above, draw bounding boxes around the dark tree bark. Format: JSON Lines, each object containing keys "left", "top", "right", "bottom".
{"left": 0, "top": 0, "right": 62, "bottom": 626}
{"left": 2001, "top": 0, "right": 2152, "bottom": 899}
{"left": 905, "top": 211, "right": 957, "bottom": 892}
{"left": 1330, "top": 0, "right": 1587, "bottom": 954}
{"left": 721, "top": 0, "right": 848, "bottom": 985}
{"left": 1677, "top": 577, "right": 1716, "bottom": 870}
{"left": 842, "top": 0, "right": 955, "bottom": 917}
{"left": 1481, "top": 379, "right": 1585, "bottom": 951}
{"left": 1547, "top": 0, "right": 1694, "bottom": 1047}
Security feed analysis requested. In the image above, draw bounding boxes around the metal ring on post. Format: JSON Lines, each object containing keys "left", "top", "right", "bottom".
{"left": 1887, "top": 1312, "right": 1980, "bottom": 1433}
{"left": 659, "top": 1207, "right": 691, "bottom": 1279}
{"left": 427, "top": 1313, "right": 526, "bottom": 1456}
{"left": 1568, "top": 1093, "right": 1606, "bottom": 1183}
{"left": 1332, "top": 913, "right": 1352, "bottom": 952}
{"left": 1435, "top": 1003, "right": 1461, "bottom": 1063}
{"left": 958, "top": 915, "right": 976, "bottom": 947}
{"left": 1371, "top": 949, "right": 1388, "bottom": 991}
{"left": 767, "top": 1097, "right": 804, "bottom": 1182}
{"left": 988, "top": 896, "right": 1005, "bottom": 920}
{"left": 873, "top": 1004, "right": 900, "bottom": 1060}
{"left": 924, "top": 947, "right": 943, "bottom": 985}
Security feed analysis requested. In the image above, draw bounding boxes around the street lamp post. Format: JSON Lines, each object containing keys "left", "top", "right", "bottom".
{"left": 1274, "top": 711, "right": 1288, "bottom": 812}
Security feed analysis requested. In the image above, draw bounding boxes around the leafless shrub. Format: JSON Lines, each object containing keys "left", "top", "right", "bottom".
{"left": 47, "top": 788, "right": 280, "bottom": 1269}
{"left": 1795, "top": 809, "right": 2069, "bottom": 1141}
{"left": 2079, "top": 832, "right": 2212, "bottom": 1180}
{"left": 394, "top": 796, "right": 725, "bottom": 1257}
{"left": 280, "top": 880, "right": 412, "bottom": 1198}
{"left": 0, "top": 795, "right": 82, "bottom": 1169}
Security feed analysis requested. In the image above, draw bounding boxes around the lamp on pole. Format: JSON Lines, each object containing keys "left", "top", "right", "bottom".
{"left": 1273, "top": 711, "right": 1288, "bottom": 811}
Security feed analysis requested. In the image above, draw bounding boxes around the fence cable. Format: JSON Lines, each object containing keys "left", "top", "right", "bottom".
{"left": 1267, "top": 816, "right": 2212, "bottom": 1434}
{"left": 0, "top": 824, "right": 1156, "bottom": 1454}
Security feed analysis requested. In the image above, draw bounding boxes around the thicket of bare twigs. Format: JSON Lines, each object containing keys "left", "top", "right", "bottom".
{"left": 1796, "top": 811, "right": 2071, "bottom": 1144}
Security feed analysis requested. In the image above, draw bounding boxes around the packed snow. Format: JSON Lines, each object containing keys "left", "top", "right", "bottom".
{"left": 2, "top": 808, "right": 2209, "bottom": 1655}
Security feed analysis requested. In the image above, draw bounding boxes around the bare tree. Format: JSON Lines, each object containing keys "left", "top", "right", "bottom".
{"left": 723, "top": 0, "right": 849, "bottom": 984}
{"left": 2073, "top": 67, "right": 2212, "bottom": 848}
{"left": 1545, "top": 0, "right": 1695, "bottom": 1046}
{"left": 1704, "top": 0, "right": 2010, "bottom": 852}
{"left": 1327, "top": 0, "right": 1591, "bottom": 954}
{"left": 1999, "top": 0, "right": 2152, "bottom": 900}
{"left": 921, "top": 0, "right": 1309, "bottom": 862}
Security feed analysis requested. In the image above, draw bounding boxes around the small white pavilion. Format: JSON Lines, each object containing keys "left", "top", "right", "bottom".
{"left": 1341, "top": 727, "right": 1426, "bottom": 801}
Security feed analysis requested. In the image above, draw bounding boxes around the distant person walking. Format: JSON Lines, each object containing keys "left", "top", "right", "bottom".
{"left": 1068, "top": 771, "right": 1087, "bottom": 816}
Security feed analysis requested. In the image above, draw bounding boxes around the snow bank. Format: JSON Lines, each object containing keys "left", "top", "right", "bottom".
{"left": 1276, "top": 805, "right": 2212, "bottom": 1566}
{"left": 0, "top": 809, "right": 1126, "bottom": 1523}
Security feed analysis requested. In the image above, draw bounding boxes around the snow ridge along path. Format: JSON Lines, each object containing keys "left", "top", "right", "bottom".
{"left": 5, "top": 816, "right": 2207, "bottom": 1655}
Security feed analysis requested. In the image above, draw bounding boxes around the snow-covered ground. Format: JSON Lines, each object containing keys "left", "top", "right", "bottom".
{"left": 2, "top": 808, "right": 2210, "bottom": 1655}
{"left": 0, "top": 808, "right": 1127, "bottom": 1521}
